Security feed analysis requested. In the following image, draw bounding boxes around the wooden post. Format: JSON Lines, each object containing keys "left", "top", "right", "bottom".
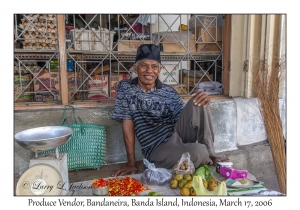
{"left": 57, "top": 14, "right": 68, "bottom": 105}
{"left": 223, "top": 15, "right": 231, "bottom": 96}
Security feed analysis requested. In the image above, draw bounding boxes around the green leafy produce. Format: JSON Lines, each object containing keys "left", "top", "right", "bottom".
{"left": 194, "top": 165, "right": 212, "bottom": 180}
{"left": 147, "top": 191, "right": 162, "bottom": 196}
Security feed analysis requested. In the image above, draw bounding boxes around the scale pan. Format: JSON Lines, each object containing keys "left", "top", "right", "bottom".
{"left": 14, "top": 126, "right": 73, "bottom": 152}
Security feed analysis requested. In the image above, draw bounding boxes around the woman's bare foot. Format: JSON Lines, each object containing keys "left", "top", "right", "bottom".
{"left": 209, "top": 155, "right": 230, "bottom": 166}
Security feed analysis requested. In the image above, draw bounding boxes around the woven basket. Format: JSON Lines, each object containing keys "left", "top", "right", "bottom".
{"left": 39, "top": 105, "right": 106, "bottom": 171}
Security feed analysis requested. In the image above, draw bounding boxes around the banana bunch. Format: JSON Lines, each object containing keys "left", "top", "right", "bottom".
{"left": 192, "top": 175, "right": 227, "bottom": 196}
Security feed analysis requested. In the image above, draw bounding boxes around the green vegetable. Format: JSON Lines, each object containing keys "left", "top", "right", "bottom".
{"left": 147, "top": 191, "right": 159, "bottom": 196}
{"left": 194, "top": 165, "right": 212, "bottom": 180}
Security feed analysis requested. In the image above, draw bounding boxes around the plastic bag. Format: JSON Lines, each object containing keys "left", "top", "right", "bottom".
{"left": 172, "top": 152, "right": 195, "bottom": 175}
{"left": 192, "top": 175, "right": 227, "bottom": 196}
{"left": 140, "top": 159, "right": 173, "bottom": 186}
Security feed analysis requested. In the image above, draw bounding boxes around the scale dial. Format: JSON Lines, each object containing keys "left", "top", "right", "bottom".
{"left": 16, "top": 164, "right": 63, "bottom": 196}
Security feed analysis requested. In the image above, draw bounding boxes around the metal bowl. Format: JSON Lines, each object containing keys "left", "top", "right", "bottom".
{"left": 14, "top": 126, "right": 73, "bottom": 152}
{"left": 92, "top": 185, "right": 108, "bottom": 196}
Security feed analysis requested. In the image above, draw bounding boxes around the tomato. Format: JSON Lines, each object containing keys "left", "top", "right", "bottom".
{"left": 91, "top": 178, "right": 108, "bottom": 188}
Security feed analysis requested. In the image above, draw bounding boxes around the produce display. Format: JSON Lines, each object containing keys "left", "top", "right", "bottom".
{"left": 147, "top": 191, "right": 163, "bottom": 196}
{"left": 89, "top": 161, "right": 230, "bottom": 196}
{"left": 192, "top": 175, "right": 227, "bottom": 196}
{"left": 172, "top": 152, "right": 195, "bottom": 175}
{"left": 92, "top": 178, "right": 108, "bottom": 188}
{"left": 169, "top": 165, "right": 226, "bottom": 196}
{"left": 194, "top": 164, "right": 213, "bottom": 180}
{"left": 91, "top": 178, "right": 109, "bottom": 196}
{"left": 141, "top": 159, "right": 173, "bottom": 186}
{"left": 106, "top": 177, "right": 150, "bottom": 196}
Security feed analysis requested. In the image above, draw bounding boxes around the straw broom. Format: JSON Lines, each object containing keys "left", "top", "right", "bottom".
{"left": 253, "top": 58, "right": 286, "bottom": 194}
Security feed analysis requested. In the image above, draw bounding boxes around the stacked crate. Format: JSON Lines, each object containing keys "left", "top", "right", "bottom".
{"left": 18, "top": 14, "right": 58, "bottom": 50}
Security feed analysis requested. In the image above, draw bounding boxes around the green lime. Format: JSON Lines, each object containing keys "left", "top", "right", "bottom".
{"left": 147, "top": 191, "right": 159, "bottom": 196}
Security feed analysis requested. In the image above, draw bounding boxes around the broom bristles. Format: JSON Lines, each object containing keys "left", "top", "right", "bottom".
{"left": 254, "top": 58, "right": 286, "bottom": 194}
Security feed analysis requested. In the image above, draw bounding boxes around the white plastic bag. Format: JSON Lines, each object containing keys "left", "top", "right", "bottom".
{"left": 140, "top": 159, "right": 173, "bottom": 186}
{"left": 172, "top": 152, "right": 195, "bottom": 175}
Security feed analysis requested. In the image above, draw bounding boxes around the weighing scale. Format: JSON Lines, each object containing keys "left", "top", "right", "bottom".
{"left": 14, "top": 126, "right": 73, "bottom": 196}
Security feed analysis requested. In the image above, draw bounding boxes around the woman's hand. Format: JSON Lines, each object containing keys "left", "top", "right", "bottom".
{"left": 191, "top": 91, "right": 211, "bottom": 108}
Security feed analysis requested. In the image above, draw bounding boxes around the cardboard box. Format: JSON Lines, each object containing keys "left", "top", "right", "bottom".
{"left": 117, "top": 40, "right": 151, "bottom": 52}
{"left": 70, "top": 29, "right": 115, "bottom": 51}
{"left": 33, "top": 71, "right": 60, "bottom": 102}
{"left": 189, "top": 16, "right": 218, "bottom": 33}
{"left": 196, "top": 42, "right": 222, "bottom": 52}
{"left": 87, "top": 74, "right": 109, "bottom": 100}
{"left": 159, "top": 61, "right": 189, "bottom": 85}
{"left": 33, "top": 71, "right": 80, "bottom": 102}
{"left": 161, "top": 33, "right": 196, "bottom": 52}
{"left": 182, "top": 73, "right": 214, "bottom": 86}
{"left": 196, "top": 27, "right": 222, "bottom": 52}
{"left": 110, "top": 72, "right": 131, "bottom": 98}
{"left": 171, "top": 85, "right": 187, "bottom": 95}
{"left": 88, "top": 65, "right": 110, "bottom": 75}
{"left": 197, "top": 27, "right": 223, "bottom": 42}
{"left": 89, "top": 30, "right": 115, "bottom": 51}
{"left": 87, "top": 93, "right": 109, "bottom": 100}
{"left": 67, "top": 72, "right": 80, "bottom": 100}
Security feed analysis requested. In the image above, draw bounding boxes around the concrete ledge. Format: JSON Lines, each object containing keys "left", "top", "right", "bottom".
{"left": 210, "top": 99, "right": 238, "bottom": 152}
{"left": 14, "top": 97, "right": 285, "bottom": 176}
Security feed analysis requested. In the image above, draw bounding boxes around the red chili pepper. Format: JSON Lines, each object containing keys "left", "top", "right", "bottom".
{"left": 92, "top": 178, "right": 108, "bottom": 188}
{"left": 106, "top": 176, "right": 150, "bottom": 196}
